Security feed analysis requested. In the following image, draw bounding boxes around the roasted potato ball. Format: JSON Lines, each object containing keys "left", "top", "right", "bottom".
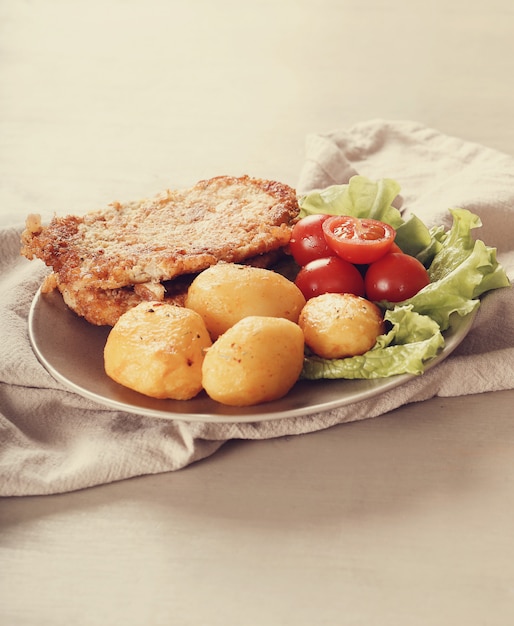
{"left": 298, "top": 292, "right": 384, "bottom": 359}
{"left": 202, "top": 316, "right": 305, "bottom": 406}
{"left": 185, "top": 263, "right": 306, "bottom": 339}
{"left": 104, "top": 301, "right": 212, "bottom": 400}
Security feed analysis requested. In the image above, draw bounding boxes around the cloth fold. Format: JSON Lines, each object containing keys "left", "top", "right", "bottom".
{"left": 1, "top": 119, "right": 513, "bottom": 496}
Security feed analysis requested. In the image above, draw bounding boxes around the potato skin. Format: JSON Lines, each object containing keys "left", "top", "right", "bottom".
{"left": 185, "top": 263, "right": 306, "bottom": 339}
{"left": 104, "top": 301, "right": 212, "bottom": 400}
{"left": 298, "top": 293, "right": 384, "bottom": 359}
{"left": 202, "top": 316, "right": 305, "bottom": 406}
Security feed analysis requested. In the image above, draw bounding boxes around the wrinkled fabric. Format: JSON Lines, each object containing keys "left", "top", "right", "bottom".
{"left": 1, "top": 119, "right": 513, "bottom": 496}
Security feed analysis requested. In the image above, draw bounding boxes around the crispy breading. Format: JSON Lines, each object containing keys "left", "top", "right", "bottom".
{"left": 21, "top": 175, "right": 300, "bottom": 325}
{"left": 54, "top": 275, "right": 192, "bottom": 327}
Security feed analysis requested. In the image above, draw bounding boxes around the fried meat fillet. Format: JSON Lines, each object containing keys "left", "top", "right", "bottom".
{"left": 21, "top": 175, "right": 300, "bottom": 326}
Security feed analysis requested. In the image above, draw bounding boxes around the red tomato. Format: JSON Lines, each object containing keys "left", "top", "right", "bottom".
{"left": 389, "top": 241, "right": 404, "bottom": 254}
{"left": 295, "top": 256, "right": 365, "bottom": 300}
{"left": 322, "top": 216, "right": 396, "bottom": 264}
{"left": 365, "top": 253, "right": 430, "bottom": 302}
{"left": 288, "top": 214, "right": 334, "bottom": 266}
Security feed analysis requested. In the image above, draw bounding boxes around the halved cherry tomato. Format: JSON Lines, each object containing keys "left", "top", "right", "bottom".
{"left": 322, "top": 216, "right": 396, "bottom": 265}
{"left": 288, "top": 214, "right": 334, "bottom": 266}
{"left": 295, "top": 256, "right": 365, "bottom": 300}
{"left": 365, "top": 253, "right": 430, "bottom": 302}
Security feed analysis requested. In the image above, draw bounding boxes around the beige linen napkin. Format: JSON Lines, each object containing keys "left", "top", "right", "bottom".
{"left": 1, "top": 119, "right": 513, "bottom": 496}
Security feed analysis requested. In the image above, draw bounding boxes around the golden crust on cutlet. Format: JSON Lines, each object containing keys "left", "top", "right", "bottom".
{"left": 21, "top": 175, "right": 300, "bottom": 325}
{"left": 21, "top": 175, "right": 298, "bottom": 290}
{"left": 55, "top": 275, "right": 192, "bottom": 327}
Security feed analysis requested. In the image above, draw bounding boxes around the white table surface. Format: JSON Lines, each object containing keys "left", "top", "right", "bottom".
{"left": 1, "top": 1, "right": 514, "bottom": 624}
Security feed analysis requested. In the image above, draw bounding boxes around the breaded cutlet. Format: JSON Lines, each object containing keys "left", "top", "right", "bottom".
{"left": 21, "top": 175, "right": 300, "bottom": 325}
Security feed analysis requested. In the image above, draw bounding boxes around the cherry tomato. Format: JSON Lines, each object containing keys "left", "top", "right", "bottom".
{"left": 365, "top": 253, "right": 430, "bottom": 302}
{"left": 322, "top": 216, "right": 396, "bottom": 265}
{"left": 288, "top": 214, "right": 333, "bottom": 266}
{"left": 389, "top": 241, "right": 404, "bottom": 254}
{"left": 295, "top": 256, "right": 365, "bottom": 300}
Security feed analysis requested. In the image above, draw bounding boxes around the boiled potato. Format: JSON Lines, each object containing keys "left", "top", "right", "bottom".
{"left": 298, "top": 293, "right": 384, "bottom": 359}
{"left": 104, "top": 301, "right": 212, "bottom": 400}
{"left": 185, "top": 263, "right": 306, "bottom": 339}
{"left": 202, "top": 316, "right": 305, "bottom": 406}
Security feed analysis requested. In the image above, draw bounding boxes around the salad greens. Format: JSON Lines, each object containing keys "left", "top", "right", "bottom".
{"left": 299, "top": 176, "right": 405, "bottom": 229}
{"left": 298, "top": 176, "right": 511, "bottom": 381}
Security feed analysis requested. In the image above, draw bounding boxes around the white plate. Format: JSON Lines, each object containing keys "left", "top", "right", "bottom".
{"left": 28, "top": 288, "right": 476, "bottom": 423}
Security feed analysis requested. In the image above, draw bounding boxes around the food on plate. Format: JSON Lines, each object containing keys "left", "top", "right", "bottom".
{"left": 288, "top": 213, "right": 334, "bottom": 265}
{"left": 185, "top": 263, "right": 306, "bottom": 339}
{"left": 301, "top": 306, "right": 446, "bottom": 380}
{"left": 298, "top": 292, "right": 385, "bottom": 359}
{"left": 322, "top": 215, "right": 396, "bottom": 264}
{"left": 201, "top": 316, "right": 305, "bottom": 406}
{"left": 289, "top": 213, "right": 399, "bottom": 302}
{"left": 104, "top": 301, "right": 212, "bottom": 400}
{"left": 289, "top": 210, "right": 428, "bottom": 305}
{"left": 294, "top": 256, "right": 365, "bottom": 299}
{"left": 298, "top": 176, "right": 510, "bottom": 381}
{"left": 20, "top": 175, "right": 300, "bottom": 326}
{"left": 26, "top": 171, "right": 510, "bottom": 409}
{"left": 364, "top": 252, "right": 430, "bottom": 302}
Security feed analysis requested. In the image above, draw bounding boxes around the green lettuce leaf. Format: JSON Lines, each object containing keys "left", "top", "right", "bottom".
{"left": 394, "top": 214, "right": 438, "bottom": 260}
{"left": 395, "top": 208, "right": 511, "bottom": 330}
{"left": 299, "top": 175, "right": 404, "bottom": 228}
